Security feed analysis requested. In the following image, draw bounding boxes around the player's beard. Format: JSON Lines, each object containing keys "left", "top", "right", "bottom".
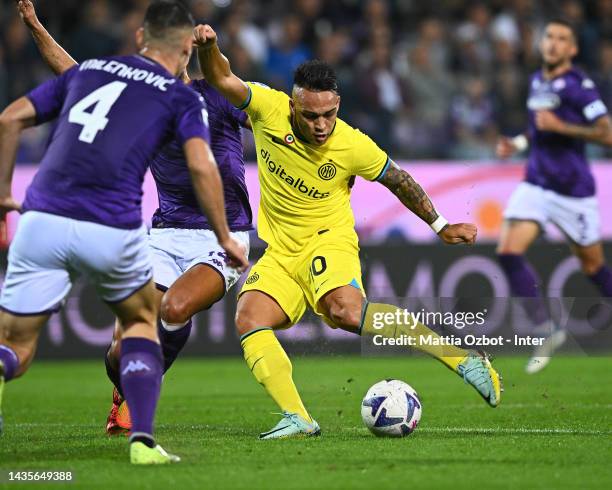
{"left": 542, "top": 54, "right": 570, "bottom": 73}
{"left": 543, "top": 60, "right": 562, "bottom": 71}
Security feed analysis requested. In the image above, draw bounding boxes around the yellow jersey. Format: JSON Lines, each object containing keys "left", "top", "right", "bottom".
{"left": 241, "top": 82, "right": 389, "bottom": 255}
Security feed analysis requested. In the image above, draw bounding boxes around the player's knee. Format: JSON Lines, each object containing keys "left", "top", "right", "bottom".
{"left": 160, "top": 293, "right": 191, "bottom": 324}
{"left": 235, "top": 309, "right": 259, "bottom": 337}
{"left": 327, "top": 300, "right": 361, "bottom": 329}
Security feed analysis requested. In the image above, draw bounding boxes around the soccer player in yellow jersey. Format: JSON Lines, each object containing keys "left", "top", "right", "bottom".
{"left": 195, "top": 24, "right": 503, "bottom": 439}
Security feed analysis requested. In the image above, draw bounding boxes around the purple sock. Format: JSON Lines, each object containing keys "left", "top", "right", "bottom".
{"left": 120, "top": 337, "right": 163, "bottom": 445}
{"left": 498, "top": 253, "right": 549, "bottom": 324}
{"left": 0, "top": 345, "right": 19, "bottom": 381}
{"left": 588, "top": 266, "right": 612, "bottom": 297}
{"left": 158, "top": 319, "right": 192, "bottom": 374}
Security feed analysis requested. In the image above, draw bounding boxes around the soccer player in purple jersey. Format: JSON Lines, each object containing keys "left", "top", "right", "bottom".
{"left": 14, "top": 0, "right": 254, "bottom": 433}
{"left": 496, "top": 19, "right": 612, "bottom": 374}
{"left": 0, "top": 0, "right": 248, "bottom": 464}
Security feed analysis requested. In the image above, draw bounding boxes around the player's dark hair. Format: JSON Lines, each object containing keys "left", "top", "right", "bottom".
{"left": 294, "top": 60, "right": 339, "bottom": 94}
{"left": 143, "top": 0, "right": 195, "bottom": 41}
{"left": 546, "top": 17, "right": 578, "bottom": 41}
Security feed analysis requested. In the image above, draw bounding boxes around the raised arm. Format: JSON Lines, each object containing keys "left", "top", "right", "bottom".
{"left": 193, "top": 24, "right": 249, "bottom": 108}
{"left": 378, "top": 160, "right": 477, "bottom": 244}
{"left": 535, "top": 111, "right": 612, "bottom": 146}
{"left": 15, "top": 0, "right": 77, "bottom": 75}
{"left": 183, "top": 138, "right": 248, "bottom": 270}
{"left": 0, "top": 97, "right": 37, "bottom": 215}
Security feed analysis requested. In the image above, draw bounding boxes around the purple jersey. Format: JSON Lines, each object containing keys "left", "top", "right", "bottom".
{"left": 526, "top": 67, "right": 608, "bottom": 197}
{"left": 23, "top": 55, "right": 210, "bottom": 229}
{"left": 150, "top": 79, "right": 252, "bottom": 231}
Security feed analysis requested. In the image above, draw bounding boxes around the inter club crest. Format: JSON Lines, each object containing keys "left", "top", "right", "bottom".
{"left": 318, "top": 161, "right": 337, "bottom": 180}
{"left": 246, "top": 272, "right": 259, "bottom": 284}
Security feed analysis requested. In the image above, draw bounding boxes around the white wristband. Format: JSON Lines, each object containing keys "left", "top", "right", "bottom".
{"left": 430, "top": 215, "right": 449, "bottom": 234}
{"left": 512, "top": 134, "right": 528, "bottom": 152}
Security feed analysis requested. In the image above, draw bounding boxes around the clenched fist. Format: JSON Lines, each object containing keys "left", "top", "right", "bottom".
{"left": 495, "top": 136, "right": 518, "bottom": 159}
{"left": 438, "top": 223, "right": 477, "bottom": 245}
{"left": 193, "top": 24, "right": 218, "bottom": 49}
{"left": 15, "top": 0, "right": 39, "bottom": 29}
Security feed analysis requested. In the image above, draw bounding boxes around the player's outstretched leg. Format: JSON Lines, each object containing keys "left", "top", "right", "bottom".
{"left": 319, "top": 288, "right": 503, "bottom": 407}
{"left": 109, "top": 281, "right": 179, "bottom": 464}
{"left": 236, "top": 291, "right": 320, "bottom": 439}
{"left": 0, "top": 312, "right": 50, "bottom": 436}
{"left": 362, "top": 303, "right": 502, "bottom": 407}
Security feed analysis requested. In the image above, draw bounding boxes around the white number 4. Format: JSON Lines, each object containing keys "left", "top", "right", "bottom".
{"left": 68, "top": 81, "right": 127, "bottom": 144}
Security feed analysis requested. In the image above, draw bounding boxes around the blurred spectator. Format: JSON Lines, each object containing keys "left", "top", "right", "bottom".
{"left": 355, "top": 37, "right": 408, "bottom": 151}
{"left": 265, "top": 14, "right": 312, "bottom": 91}
{"left": 0, "top": 0, "right": 610, "bottom": 162}
{"left": 117, "top": 6, "right": 148, "bottom": 55}
{"left": 66, "top": 0, "right": 120, "bottom": 62}
{"left": 220, "top": 4, "right": 268, "bottom": 65}
{"left": 491, "top": 39, "right": 528, "bottom": 136}
{"left": 389, "top": 17, "right": 454, "bottom": 158}
{"left": 449, "top": 77, "right": 498, "bottom": 160}
{"left": 3, "top": 14, "right": 37, "bottom": 99}
{"left": 293, "top": 0, "right": 327, "bottom": 47}
{"left": 593, "top": 40, "right": 612, "bottom": 158}
{"left": 189, "top": 0, "right": 216, "bottom": 24}
{"left": 596, "top": 0, "right": 612, "bottom": 42}
{"left": 453, "top": 2, "right": 494, "bottom": 76}
{"left": 560, "top": 0, "right": 600, "bottom": 70}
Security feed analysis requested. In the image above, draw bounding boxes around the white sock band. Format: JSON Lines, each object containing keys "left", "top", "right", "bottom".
{"left": 160, "top": 319, "right": 189, "bottom": 332}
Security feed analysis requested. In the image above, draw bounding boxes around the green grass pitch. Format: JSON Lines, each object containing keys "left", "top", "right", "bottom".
{"left": 1, "top": 355, "right": 611, "bottom": 489}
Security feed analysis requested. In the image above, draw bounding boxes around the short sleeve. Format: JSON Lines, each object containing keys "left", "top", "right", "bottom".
{"left": 237, "top": 82, "right": 287, "bottom": 123}
{"left": 351, "top": 129, "right": 390, "bottom": 181}
{"left": 568, "top": 78, "right": 608, "bottom": 122}
{"left": 26, "top": 66, "right": 77, "bottom": 124}
{"left": 229, "top": 103, "right": 249, "bottom": 128}
{"left": 174, "top": 87, "right": 211, "bottom": 145}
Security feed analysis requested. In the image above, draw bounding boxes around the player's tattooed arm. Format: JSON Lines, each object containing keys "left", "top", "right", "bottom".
{"left": 535, "top": 111, "right": 612, "bottom": 146}
{"left": 194, "top": 24, "right": 250, "bottom": 108}
{"left": 378, "top": 160, "right": 438, "bottom": 225}
{"left": 378, "top": 160, "right": 477, "bottom": 244}
{"left": 15, "top": 1, "right": 77, "bottom": 75}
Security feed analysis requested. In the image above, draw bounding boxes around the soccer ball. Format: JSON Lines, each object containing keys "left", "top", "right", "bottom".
{"left": 361, "top": 379, "right": 422, "bottom": 437}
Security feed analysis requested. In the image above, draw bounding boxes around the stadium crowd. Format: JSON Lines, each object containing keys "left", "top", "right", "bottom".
{"left": 1, "top": 0, "right": 611, "bottom": 161}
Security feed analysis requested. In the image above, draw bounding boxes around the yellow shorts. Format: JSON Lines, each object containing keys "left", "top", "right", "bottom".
{"left": 240, "top": 228, "right": 365, "bottom": 326}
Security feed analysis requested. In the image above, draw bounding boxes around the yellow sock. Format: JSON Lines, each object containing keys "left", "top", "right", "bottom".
{"left": 241, "top": 328, "right": 312, "bottom": 423}
{"left": 361, "top": 303, "right": 468, "bottom": 370}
